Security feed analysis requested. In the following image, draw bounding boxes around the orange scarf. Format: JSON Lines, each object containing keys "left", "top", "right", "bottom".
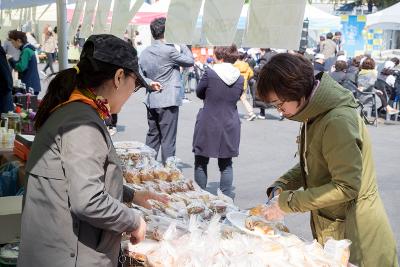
{"left": 50, "top": 89, "right": 111, "bottom": 120}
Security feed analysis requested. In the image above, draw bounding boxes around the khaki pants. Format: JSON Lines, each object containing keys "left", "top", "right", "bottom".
{"left": 240, "top": 92, "right": 254, "bottom": 116}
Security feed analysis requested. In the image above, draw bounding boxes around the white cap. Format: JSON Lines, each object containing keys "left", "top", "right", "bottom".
{"left": 315, "top": 53, "right": 325, "bottom": 60}
{"left": 337, "top": 55, "right": 347, "bottom": 62}
{"left": 238, "top": 48, "right": 245, "bottom": 53}
{"left": 384, "top": 60, "right": 395, "bottom": 70}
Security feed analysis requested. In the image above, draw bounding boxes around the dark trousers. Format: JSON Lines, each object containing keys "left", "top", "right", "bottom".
{"left": 43, "top": 52, "right": 55, "bottom": 74}
{"left": 0, "top": 91, "right": 13, "bottom": 113}
{"left": 145, "top": 106, "right": 179, "bottom": 163}
{"left": 194, "top": 155, "right": 234, "bottom": 199}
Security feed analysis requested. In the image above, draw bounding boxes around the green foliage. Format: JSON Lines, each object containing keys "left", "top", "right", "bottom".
{"left": 374, "top": 0, "right": 400, "bottom": 8}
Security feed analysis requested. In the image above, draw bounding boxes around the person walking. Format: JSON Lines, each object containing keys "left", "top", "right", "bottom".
{"left": 41, "top": 26, "right": 57, "bottom": 75}
{"left": 257, "top": 53, "right": 398, "bottom": 267}
{"left": 139, "top": 17, "right": 194, "bottom": 163}
{"left": 193, "top": 45, "right": 244, "bottom": 200}
{"left": 234, "top": 50, "right": 256, "bottom": 121}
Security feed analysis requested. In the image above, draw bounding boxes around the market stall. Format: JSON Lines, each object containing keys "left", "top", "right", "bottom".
{"left": 0, "top": 134, "right": 355, "bottom": 266}
{"left": 113, "top": 141, "right": 352, "bottom": 267}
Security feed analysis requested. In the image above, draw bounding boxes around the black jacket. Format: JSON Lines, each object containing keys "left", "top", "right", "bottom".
{"left": 0, "top": 46, "right": 14, "bottom": 113}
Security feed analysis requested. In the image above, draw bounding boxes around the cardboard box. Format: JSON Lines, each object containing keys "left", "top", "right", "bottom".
{"left": 0, "top": 196, "right": 23, "bottom": 244}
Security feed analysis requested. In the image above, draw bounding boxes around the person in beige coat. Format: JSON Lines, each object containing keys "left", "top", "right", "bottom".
{"left": 18, "top": 34, "right": 166, "bottom": 267}
{"left": 41, "top": 26, "right": 57, "bottom": 75}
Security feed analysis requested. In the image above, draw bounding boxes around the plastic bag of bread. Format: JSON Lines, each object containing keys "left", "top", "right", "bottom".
{"left": 187, "top": 201, "right": 206, "bottom": 215}
{"left": 164, "top": 156, "right": 183, "bottom": 181}
{"left": 249, "top": 204, "right": 268, "bottom": 216}
{"left": 210, "top": 199, "right": 228, "bottom": 215}
{"left": 123, "top": 168, "right": 141, "bottom": 184}
{"left": 137, "top": 165, "right": 155, "bottom": 182}
{"left": 323, "top": 238, "right": 352, "bottom": 267}
{"left": 244, "top": 216, "right": 276, "bottom": 236}
{"left": 152, "top": 165, "right": 169, "bottom": 181}
{"left": 139, "top": 144, "right": 157, "bottom": 159}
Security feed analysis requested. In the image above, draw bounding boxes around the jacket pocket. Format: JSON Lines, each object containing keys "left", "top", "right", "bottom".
{"left": 314, "top": 212, "right": 345, "bottom": 244}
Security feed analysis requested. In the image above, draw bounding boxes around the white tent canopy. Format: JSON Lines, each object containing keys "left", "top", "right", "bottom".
{"left": 366, "top": 2, "right": 400, "bottom": 30}
{"left": 0, "top": 0, "right": 56, "bottom": 9}
{"left": 304, "top": 3, "right": 341, "bottom": 30}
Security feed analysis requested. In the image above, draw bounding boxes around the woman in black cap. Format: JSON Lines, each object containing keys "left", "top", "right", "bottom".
{"left": 18, "top": 34, "right": 166, "bottom": 267}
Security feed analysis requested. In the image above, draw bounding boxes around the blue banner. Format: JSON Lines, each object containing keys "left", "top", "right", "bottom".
{"left": 341, "top": 15, "right": 366, "bottom": 57}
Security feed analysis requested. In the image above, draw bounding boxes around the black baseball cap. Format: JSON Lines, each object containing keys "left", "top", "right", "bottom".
{"left": 81, "top": 34, "right": 150, "bottom": 91}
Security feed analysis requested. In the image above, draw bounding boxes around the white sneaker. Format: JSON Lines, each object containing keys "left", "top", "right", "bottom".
{"left": 246, "top": 113, "right": 257, "bottom": 121}
{"left": 257, "top": 114, "right": 266, "bottom": 120}
{"left": 108, "top": 127, "right": 117, "bottom": 136}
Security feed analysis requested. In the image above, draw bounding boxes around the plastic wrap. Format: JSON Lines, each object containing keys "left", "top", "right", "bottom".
{"left": 323, "top": 238, "right": 352, "bottom": 267}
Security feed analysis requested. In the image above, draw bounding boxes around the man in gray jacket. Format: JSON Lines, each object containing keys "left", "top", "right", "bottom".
{"left": 139, "top": 17, "right": 194, "bottom": 163}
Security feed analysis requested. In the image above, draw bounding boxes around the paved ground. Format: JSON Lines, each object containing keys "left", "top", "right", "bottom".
{"left": 38, "top": 63, "right": 400, "bottom": 255}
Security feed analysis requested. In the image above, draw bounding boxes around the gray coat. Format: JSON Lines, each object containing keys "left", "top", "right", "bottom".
{"left": 18, "top": 102, "right": 140, "bottom": 267}
{"left": 139, "top": 41, "right": 194, "bottom": 109}
{"left": 192, "top": 67, "right": 243, "bottom": 158}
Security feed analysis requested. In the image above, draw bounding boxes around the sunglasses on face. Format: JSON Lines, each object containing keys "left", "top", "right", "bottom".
{"left": 126, "top": 73, "right": 143, "bottom": 93}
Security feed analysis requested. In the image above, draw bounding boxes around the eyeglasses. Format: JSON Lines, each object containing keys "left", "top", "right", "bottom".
{"left": 270, "top": 100, "right": 286, "bottom": 112}
{"left": 127, "top": 72, "right": 142, "bottom": 93}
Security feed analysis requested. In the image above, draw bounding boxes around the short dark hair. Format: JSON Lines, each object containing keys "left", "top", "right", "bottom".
{"left": 351, "top": 55, "right": 362, "bottom": 68}
{"left": 257, "top": 53, "right": 314, "bottom": 103}
{"left": 214, "top": 44, "right": 238, "bottom": 64}
{"left": 238, "top": 52, "right": 246, "bottom": 60}
{"left": 361, "top": 57, "right": 375, "bottom": 70}
{"left": 391, "top": 57, "right": 399, "bottom": 66}
{"left": 335, "top": 31, "right": 342, "bottom": 36}
{"left": 337, "top": 51, "right": 345, "bottom": 56}
{"left": 8, "top": 30, "right": 27, "bottom": 44}
{"left": 335, "top": 60, "right": 348, "bottom": 72}
{"left": 326, "top": 32, "right": 333, "bottom": 39}
{"left": 150, "top": 17, "right": 166, "bottom": 40}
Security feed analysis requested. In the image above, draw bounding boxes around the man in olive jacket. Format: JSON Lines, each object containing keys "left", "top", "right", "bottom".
{"left": 258, "top": 54, "right": 398, "bottom": 267}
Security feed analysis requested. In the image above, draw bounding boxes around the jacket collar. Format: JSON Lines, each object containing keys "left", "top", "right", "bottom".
{"left": 289, "top": 73, "right": 359, "bottom": 122}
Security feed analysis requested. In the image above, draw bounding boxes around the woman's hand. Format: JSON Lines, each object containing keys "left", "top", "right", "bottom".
{"left": 263, "top": 195, "right": 286, "bottom": 222}
{"left": 129, "top": 217, "right": 146, "bottom": 245}
{"left": 133, "top": 190, "right": 169, "bottom": 209}
{"left": 267, "top": 187, "right": 282, "bottom": 201}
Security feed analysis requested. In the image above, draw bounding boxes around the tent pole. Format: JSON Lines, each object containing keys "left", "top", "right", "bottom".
{"left": 57, "top": 0, "right": 68, "bottom": 70}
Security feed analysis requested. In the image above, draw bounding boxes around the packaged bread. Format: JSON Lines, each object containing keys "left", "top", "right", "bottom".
{"left": 245, "top": 216, "right": 275, "bottom": 236}
{"left": 123, "top": 169, "right": 141, "bottom": 184}
{"left": 138, "top": 169, "right": 154, "bottom": 182}
{"left": 249, "top": 204, "right": 267, "bottom": 216}
{"left": 187, "top": 202, "right": 206, "bottom": 214}
{"left": 210, "top": 200, "right": 228, "bottom": 214}
{"left": 153, "top": 167, "right": 169, "bottom": 181}
{"left": 167, "top": 169, "right": 182, "bottom": 182}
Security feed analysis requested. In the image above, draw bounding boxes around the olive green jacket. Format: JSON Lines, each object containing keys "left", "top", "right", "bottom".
{"left": 268, "top": 74, "right": 398, "bottom": 267}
